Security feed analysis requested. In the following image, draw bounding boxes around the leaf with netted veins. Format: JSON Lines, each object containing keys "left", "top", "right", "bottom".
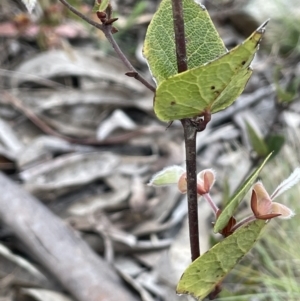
{"left": 214, "top": 152, "right": 272, "bottom": 233}
{"left": 143, "top": 0, "right": 227, "bottom": 85}
{"left": 177, "top": 220, "right": 266, "bottom": 300}
{"left": 154, "top": 21, "right": 268, "bottom": 122}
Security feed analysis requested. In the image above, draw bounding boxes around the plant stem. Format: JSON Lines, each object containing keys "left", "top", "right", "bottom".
{"left": 231, "top": 215, "right": 257, "bottom": 232}
{"left": 171, "top": 0, "right": 188, "bottom": 72}
{"left": 182, "top": 121, "right": 200, "bottom": 260}
{"left": 57, "top": 0, "right": 155, "bottom": 93}
{"left": 59, "top": 0, "right": 104, "bottom": 30}
{"left": 203, "top": 193, "right": 219, "bottom": 215}
{"left": 171, "top": 0, "right": 200, "bottom": 261}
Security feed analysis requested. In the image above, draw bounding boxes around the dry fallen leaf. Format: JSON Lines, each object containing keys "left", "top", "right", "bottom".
{"left": 21, "top": 288, "right": 74, "bottom": 301}
{"left": 21, "top": 152, "right": 119, "bottom": 199}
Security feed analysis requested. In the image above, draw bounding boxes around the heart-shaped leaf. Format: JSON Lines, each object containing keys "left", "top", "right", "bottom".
{"left": 177, "top": 219, "right": 266, "bottom": 300}
{"left": 143, "top": 0, "right": 227, "bottom": 85}
{"left": 154, "top": 21, "right": 268, "bottom": 122}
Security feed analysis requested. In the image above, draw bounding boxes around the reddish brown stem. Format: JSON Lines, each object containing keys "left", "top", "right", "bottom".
{"left": 171, "top": 0, "right": 200, "bottom": 261}
{"left": 182, "top": 120, "right": 200, "bottom": 261}
{"left": 171, "top": 0, "right": 188, "bottom": 72}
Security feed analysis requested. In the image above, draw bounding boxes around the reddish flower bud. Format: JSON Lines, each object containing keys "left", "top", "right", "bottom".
{"left": 177, "top": 172, "right": 187, "bottom": 194}
{"left": 96, "top": 11, "right": 106, "bottom": 20}
{"left": 196, "top": 169, "right": 215, "bottom": 195}
{"left": 251, "top": 182, "right": 294, "bottom": 220}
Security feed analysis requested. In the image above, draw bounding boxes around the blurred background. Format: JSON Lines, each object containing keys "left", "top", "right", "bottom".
{"left": 0, "top": 0, "right": 300, "bottom": 300}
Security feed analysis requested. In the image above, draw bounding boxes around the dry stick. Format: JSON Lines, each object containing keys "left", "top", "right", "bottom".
{"left": 0, "top": 172, "right": 139, "bottom": 301}
{"left": 58, "top": 0, "right": 156, "bottom": 93}
{"left": 3, "top": 91, "right": 160, "bottom": 146}
{"left": 171, "top": 0, "right": 200, "bottom": 261}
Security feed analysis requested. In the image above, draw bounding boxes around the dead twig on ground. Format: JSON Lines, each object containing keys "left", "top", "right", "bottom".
{"left": 2, "top": 91, "right": 162, "bottom": 146}
{"left": 0, "top": 172, "right": 139, "bottom": 301}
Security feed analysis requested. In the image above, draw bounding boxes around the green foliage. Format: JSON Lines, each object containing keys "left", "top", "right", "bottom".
{"left": 149, "top": 15, "right": 267, "bottom": 121}
{"left": 266, "top": 135, "right": 285, "bottom": 159}
{"left": 92, "top": 0, "right": 109, "bottom": 12}
{"left": 246, "top": 122, "right": 269, "bottom": 157}
{"left": 143, "top": 1, "right": 293, "bottom": 299}
{"left": 218, "top": 220, "right": 300, "bottom": 300}
{"left": 144, "top": 0, "right": 267, "bottom": 122}
{"left": 221, "top": 178, "right": 231, "bottom": 207}
{"left": 275, "top": 74, "right": 300, "bottom": 104}
{"left": 214, "top": 153, "right": 272, "bottom": 233}
{"left": 177, "top": 220, "right": 266, "bottom": 300}
{"left": 143, "top": 0, "right": 226, "bottom": 84}
{"left": 245, "top": 121, "right": 285, "bottom": 159}
{"left": 271, "top": 12, "right": 300, "bottom": 57}
{"left": 148, "top": 166, "right": 184, "bottom": 186}
{"left": 215, "top": 147, "right": 300, "bottom": 300}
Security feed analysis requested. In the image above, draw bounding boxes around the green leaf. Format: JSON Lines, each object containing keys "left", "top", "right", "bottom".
{"left": 276, "top": 85, "right": 295, "bottom": 103}
{"left": 246, "top": 122, "right": 268, "bottom": 157}
{"left": 92, "top": 0, "right": 110, "bottom": 12}
{"left": 177, "top": 219, "right": 266, "bottom": 300}
{"left": 143, "top": 0, "right": 226, "bottom": 84}
{"left": 148, "top": 165, "right": 184, "bottom": 186}
{"left": 99, "top": 0, "right": 110, "bottom": 11}
{"left": 274, "top": 68, "right": 300, "bottom": 103}
{"left": 214, "top": 152, "right": 272, "bottom": 233}
{"left": 277, "top": 78, "right": 300, "bottom": 103}
{"left": 266, "top": 135, "right": 285, "bottom": 159}
{"left": 154, "top": 21, "right": 268, "bottom": 122}
{"left": 222, "top": 178, "right": 231, "bottom": 207}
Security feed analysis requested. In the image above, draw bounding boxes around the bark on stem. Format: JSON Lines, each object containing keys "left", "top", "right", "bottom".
{"left": 171, "top": 0, "right": 200, "bottom": 261}
{"left": 171, "top": 0, "right": 188, "bottom": 72}
{"left": 182, "top": 121, "right": 200, "bottom": 261}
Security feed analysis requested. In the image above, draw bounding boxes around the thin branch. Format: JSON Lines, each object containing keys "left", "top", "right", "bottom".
{"left": 231, "top": 215, "right": 257, "bottom": 233}
{"left": 59, "top": 0, "right": 104, "bottom": 31}
{"left": 58, "top": 0, "right": 155, "bottom": 93}
{"left": 203, "top": 193, "right": 219, "bottom": 215}
{"left": 182, "top": 120, "right": 200, "bottom": 261}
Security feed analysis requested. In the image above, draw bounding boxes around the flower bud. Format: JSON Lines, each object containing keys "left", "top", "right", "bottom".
{"left": 196, "top": 169, "right": 215, "bottom": 195}
{"left": 251, "top": 182, "right": 294, "bottom": 220}
{"left": 177, "top": 172, "right": 187, "bottom": 194}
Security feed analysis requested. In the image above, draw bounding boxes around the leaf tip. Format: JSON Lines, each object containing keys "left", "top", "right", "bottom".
{"left": 148, "top": 165, "right": 185, "bottom": 187}
{"left": 257, "top": 19, "right": 270, "bottom": 33}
